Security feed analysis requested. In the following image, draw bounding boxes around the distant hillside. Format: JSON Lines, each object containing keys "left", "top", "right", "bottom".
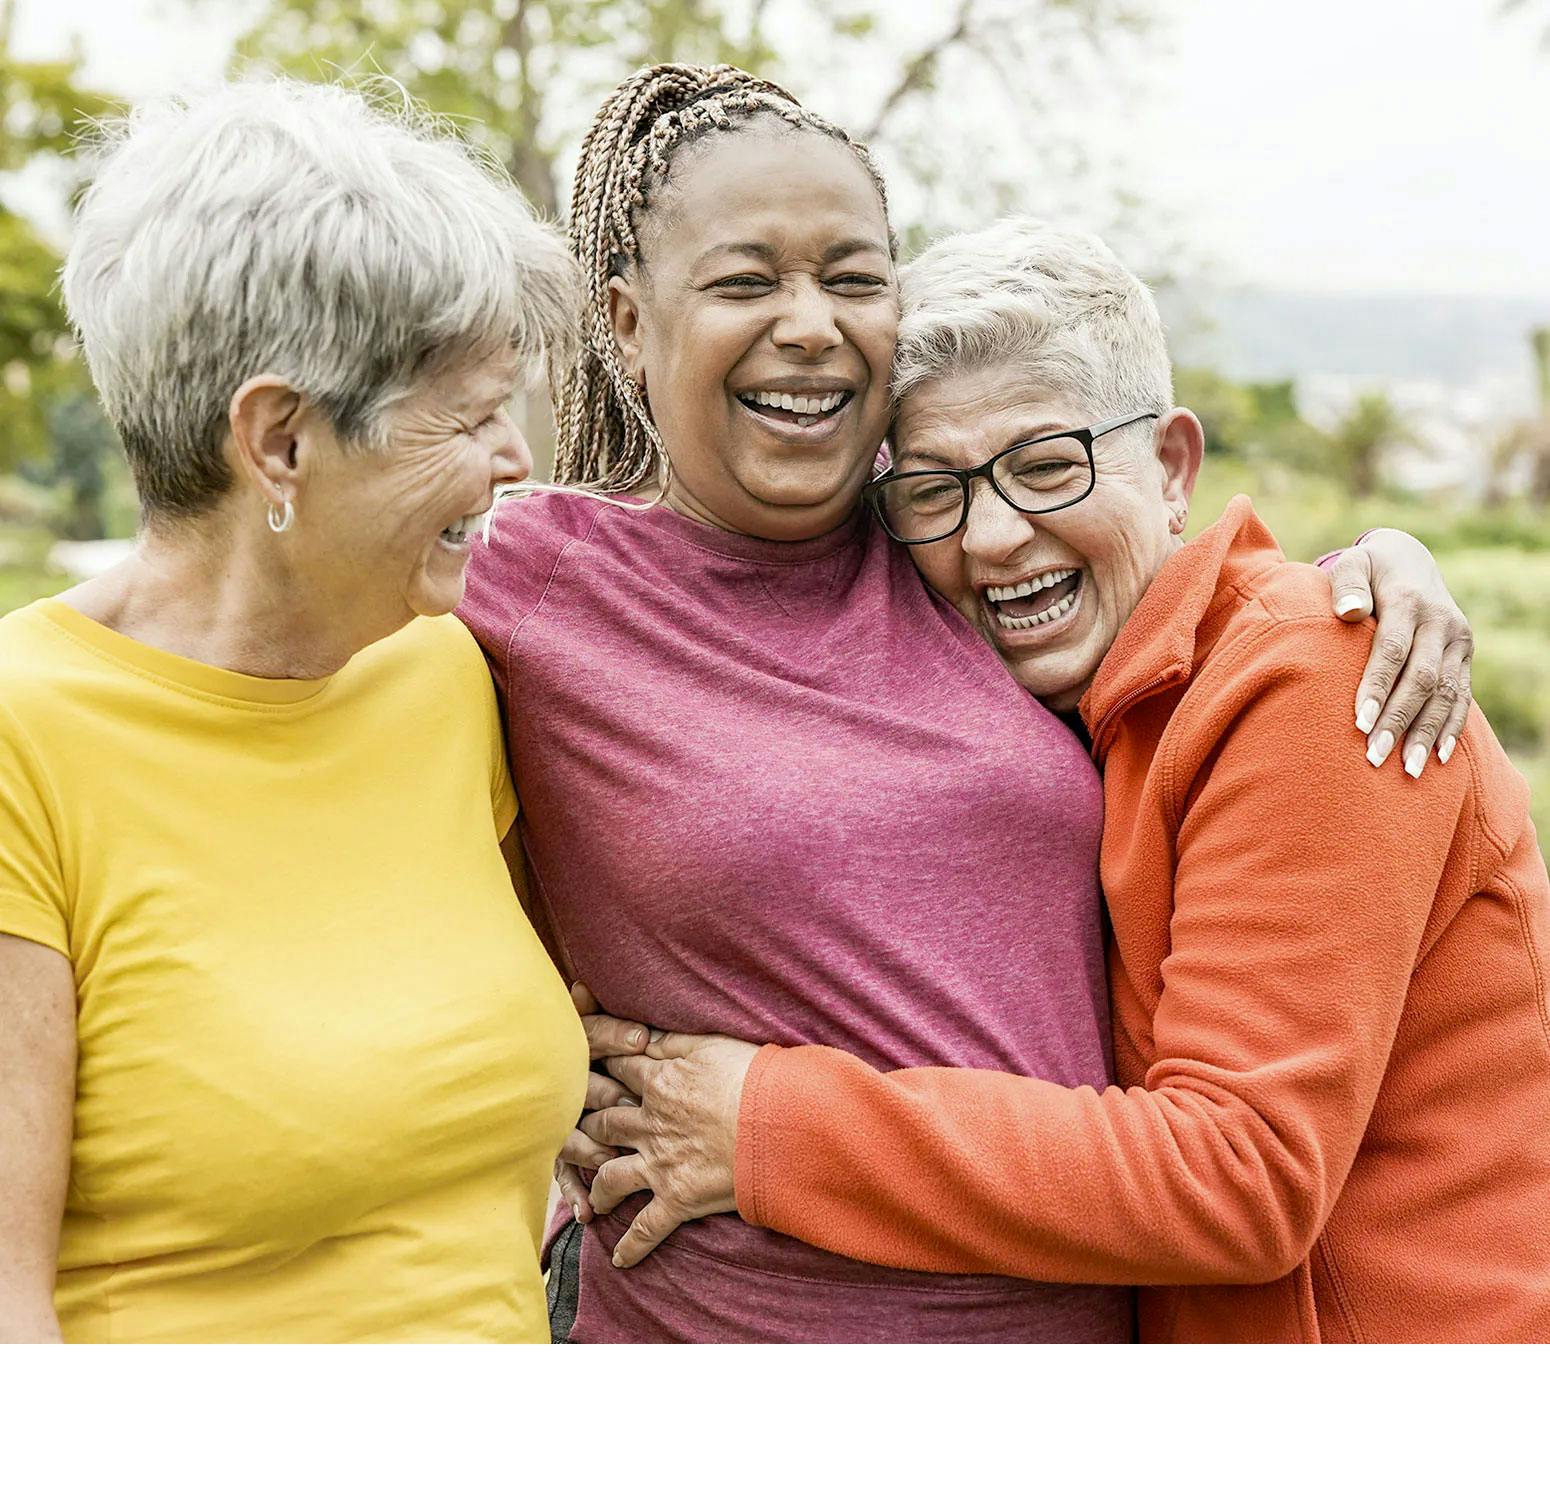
{"left": 1159, "top": 285, "right": 1550, "bottom": 394}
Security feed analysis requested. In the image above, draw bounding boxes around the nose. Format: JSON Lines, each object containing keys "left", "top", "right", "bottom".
{"left": 490, "top": 406, "right": 533, "bottom": 485}
{"left": 772, "top": 277, "right": 842, "bottom": 357}
{"left": 961, "top": 475, "right": 1036, "bottom": 563}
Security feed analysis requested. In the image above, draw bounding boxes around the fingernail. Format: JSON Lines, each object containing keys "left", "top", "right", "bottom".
{"left": 1356, "top": 698, "right": 1380, "bottom": 734}
{"left": 1404, "top": 744, "right": 1427, "bottom": 779}
{"left": 571, "top": 1202, "right": 582, "bottom": 1222}
{"left": 611, "top": 1252, "right": 625, "bottom": 1268}
{"left": 1335, "top": 594, "right": 1365, "bottom": 617}
{"left": 619, "top": 1095, "right": 641, "bottom": 1108}
{"left": 629, "top": 1028, "right": 647, "bottom": 1049}
{"left": 1439, "top": 735, "right": 1455, "bottom": 764}
{"left": 1367, "top": 730, "right": 1394, "bottom": 767}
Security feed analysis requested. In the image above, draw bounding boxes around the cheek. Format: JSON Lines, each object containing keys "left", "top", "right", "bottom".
{"left": 911, "top": 542, "right": 969, "bottom": 605}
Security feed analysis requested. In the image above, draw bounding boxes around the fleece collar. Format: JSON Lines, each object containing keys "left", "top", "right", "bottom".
{"left": 1079, "top": 494, "right": 1285, "bottom": 760}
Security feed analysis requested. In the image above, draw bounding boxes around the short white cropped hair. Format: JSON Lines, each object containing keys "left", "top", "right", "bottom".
{"left": 894, "top": 218, "right": 1172, "bottom": 421}
{"left": 63, "top": 78, "right": 580, "bottom": 520}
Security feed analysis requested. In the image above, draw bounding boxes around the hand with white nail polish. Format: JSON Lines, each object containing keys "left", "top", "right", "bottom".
{"left": 1324, "top": 529, "right": 1474, "bottom": 776}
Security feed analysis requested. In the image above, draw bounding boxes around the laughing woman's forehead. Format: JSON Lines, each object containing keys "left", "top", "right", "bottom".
{"left": 641, "top": 127, "right": 892, "bottom": 273}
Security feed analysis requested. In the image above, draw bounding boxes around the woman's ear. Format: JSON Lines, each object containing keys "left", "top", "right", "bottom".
{"left": 227, "top": 376, "right": 305, "bottom": 507}
{"left": 608, "top": 274, "right": 646, "bottom": 384}
{"left": 1156, "top": 407, "right": 1204, "bottom": 535}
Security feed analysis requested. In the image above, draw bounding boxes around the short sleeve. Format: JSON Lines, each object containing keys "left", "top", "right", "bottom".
{"left": 0, "top": 702, "right": 70, "bottom": 956}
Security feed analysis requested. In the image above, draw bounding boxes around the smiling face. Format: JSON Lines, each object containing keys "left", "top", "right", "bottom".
{"left": 895, "top": 363, "right": 1202, "bottom": 711}
{"left": 295, "top": 347, "right": 532, "bottom": 631}
{"left": 609, "top": 122, "right": 898, "bottom": 541}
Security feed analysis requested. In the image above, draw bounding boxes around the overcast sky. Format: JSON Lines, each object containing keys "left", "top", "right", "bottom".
{"left": 10, "top": 0, "right": 1550, "bottom": 299}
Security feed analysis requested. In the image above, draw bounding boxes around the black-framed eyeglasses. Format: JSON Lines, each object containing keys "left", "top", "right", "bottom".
{"left": 865, "top": 410, "right": 1160, "bottom": 545}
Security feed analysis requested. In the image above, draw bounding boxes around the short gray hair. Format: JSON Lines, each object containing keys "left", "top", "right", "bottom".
{"left": 894, "top": 218, "right": 1172, "bottom": 421}
{"left": 63, "top": 78, "right": 581, "bottom": 521}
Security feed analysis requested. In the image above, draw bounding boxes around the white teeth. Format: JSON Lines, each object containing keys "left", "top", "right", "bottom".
{"left": 744, "top": 390, "right": 848, "bottom": 415}
{"left": 441, "top": 510, "right": 485, "bottom": 542}
{"left": 994, "top": 583, "right": 1080, "bottom": 630}
{"left": 985, "top": 568, "right": 1076, "bottom": 603}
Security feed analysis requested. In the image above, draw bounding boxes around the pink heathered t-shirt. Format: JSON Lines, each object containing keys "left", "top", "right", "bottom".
{"left": 458, "top": 490, "right": 1131, "bottom": 1344}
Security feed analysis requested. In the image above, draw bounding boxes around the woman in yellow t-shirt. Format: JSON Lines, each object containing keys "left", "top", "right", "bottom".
{"left": 0, "top": 80, "right": 587, "bottom": 1342}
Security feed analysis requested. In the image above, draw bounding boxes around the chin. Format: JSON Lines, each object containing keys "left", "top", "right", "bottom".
{"left": 1003, "top": 648, "right": 1092, "bottom": 708}
{"left": 409, "top": 566, "right": 470, "bottom": 619}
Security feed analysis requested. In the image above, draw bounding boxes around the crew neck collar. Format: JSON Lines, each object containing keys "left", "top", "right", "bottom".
{"left": 632, "top": 496, "right": 870, "bottom": 565}
{"left": 36, "top": 598, "right": 338, "bottom": 707}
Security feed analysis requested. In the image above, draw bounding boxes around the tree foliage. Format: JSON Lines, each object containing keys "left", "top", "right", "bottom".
{"left": 222, "top": 0, "right": 1154, "bottom": 248}
{"left": 1330, "top": 391, "right": 1418, "bottom": 500}
{"left": 0, "top": 3, "right": 121, "bottom": 487}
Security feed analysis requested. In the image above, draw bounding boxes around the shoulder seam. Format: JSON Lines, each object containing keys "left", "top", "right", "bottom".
{"left": 503, "top": 501, "right": 612, "bottom": 672}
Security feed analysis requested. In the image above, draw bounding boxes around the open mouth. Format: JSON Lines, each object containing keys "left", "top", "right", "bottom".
{"left": 439, "top": 509, "right": 489, "bottom": 547}
{"left": 736, "top": 388, "right": 855, "bottom": 431}
{"left": 984, "top": 567, "right": 1082, "bottom": 631}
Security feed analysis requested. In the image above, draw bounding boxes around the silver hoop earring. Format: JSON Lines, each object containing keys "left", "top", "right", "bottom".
{"left": 266, "top": 497, "right": 295, "bottom": 534}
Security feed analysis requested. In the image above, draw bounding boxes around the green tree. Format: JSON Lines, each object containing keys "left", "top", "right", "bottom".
{"left": 1485, "top": 327, "right": 1550, "bottom": 511}
{"left": 1330, "top": 391, "right": 1418, "bottom": 500}
{"left": 220, "top": 0, "right": 1152, "bottom": 243}
{"left": 0, "top": 0, "right": 123, "bottom": 533}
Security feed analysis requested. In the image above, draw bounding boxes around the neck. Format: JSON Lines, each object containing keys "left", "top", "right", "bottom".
{"left": 658, "top": 474, "right": 864, "bottom": 543}
{"left": 64, "top": 500, "right": 382, "bottom": 680}
{"left": 658, "top": 477, "right": 744, "bottom": 536}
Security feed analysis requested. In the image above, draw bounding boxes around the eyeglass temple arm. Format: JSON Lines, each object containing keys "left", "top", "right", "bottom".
{"left": 1088, "top": 410, "right": 1162, "bottom": 439}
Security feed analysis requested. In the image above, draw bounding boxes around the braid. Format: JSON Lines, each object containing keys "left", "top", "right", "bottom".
{"left": 554, "top": 64, "right": 893, "bottom": 493}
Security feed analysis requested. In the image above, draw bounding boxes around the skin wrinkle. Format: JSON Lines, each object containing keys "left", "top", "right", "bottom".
{"left": 899, "top": 367, "right": 1200, "bottom": 713}
{"left": 64, "top": 346, "right": 531, "bottom": 682}
{"left": 608, "top": 128, "right": 899, "bottom": 543}
{"left": 556, "top": 64, "right": 895, "bottom": 496}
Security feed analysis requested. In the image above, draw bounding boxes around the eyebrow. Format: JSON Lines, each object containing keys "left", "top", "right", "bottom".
{"left": 823, "top": 237, "right": 891, "bottom": 263}
{"left": 894, "top": 424, "right": 1071, "bottom": 470}
{"left": 690, "top": 242, "right": 777, "bottom": 273}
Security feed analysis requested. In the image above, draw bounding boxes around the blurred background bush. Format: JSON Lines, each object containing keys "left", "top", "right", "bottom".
{"left": 2, "top": 0, "right": 1546, "bottom": 848}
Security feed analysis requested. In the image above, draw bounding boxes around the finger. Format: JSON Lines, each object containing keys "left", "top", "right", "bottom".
{"left": 554, "top": 1160, "right": 593, "bottom": 1224}
{"left": 558, "top": 1122, "right": 618, "bottom": 1171}
{"left": 1366, "top": 622, "right": 1449, "bottom": 769}
{"left": 1354, "top": 618, "right": 1418, "bottom": 741}
{"left": 584, "top": 1103, "right": 649, "bottom": 1151}
{"left": 611, "top": 1196, "right": 688, "bottom": 1270}
{"left": 1400, "top": 637, "right": 1471, "bottom": 777}
{"left": 585, "top": 1071, "right": 638, "bottom": 1112}
{"left": 604, "top": 1052, "right": 666, "bottom": 1096}
{"left": 1326, "top": 548, "right": 1375, "bottom": 622}
{"left": 642, "top": 1028, "right": 729, "bottom": 1061}
{"left": 583, "top": 1013, "right": 650, "bottom": 1061}
{"left": 590, "top": 1153, "right": 649, "bottom": 1216}
{"left": 570, "top": 980, "right": 598, "bottom": 1017}
{"left": 1436, "top": 651, "right": 1472, "bottom": 766}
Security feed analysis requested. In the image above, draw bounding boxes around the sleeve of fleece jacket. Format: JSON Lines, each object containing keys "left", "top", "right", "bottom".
{"left": 736, "top": 620, "right": 1479, "bottom": 1286}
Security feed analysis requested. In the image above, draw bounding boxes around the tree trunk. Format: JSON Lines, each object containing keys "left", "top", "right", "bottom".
{"left": 504, "top": 0, "right": 559, "bottom": 216}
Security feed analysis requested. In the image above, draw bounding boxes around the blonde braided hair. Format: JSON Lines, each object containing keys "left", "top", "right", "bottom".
{"left": 554, "top": 64, "right": 894, "bottom": 494}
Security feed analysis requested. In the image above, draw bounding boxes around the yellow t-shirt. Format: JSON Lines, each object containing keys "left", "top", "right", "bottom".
{"left": 0, "top": 599, "right": 586, "bottom": 1342}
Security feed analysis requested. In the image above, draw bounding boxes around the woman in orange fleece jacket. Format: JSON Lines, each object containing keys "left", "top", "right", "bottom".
{"left": 575, "top": 219, "right": 1550, "bottom": 1342}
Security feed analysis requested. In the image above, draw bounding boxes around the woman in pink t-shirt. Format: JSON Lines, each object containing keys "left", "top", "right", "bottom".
{"left": 461, "top": 65, "right": 1473, "bottom": 1343}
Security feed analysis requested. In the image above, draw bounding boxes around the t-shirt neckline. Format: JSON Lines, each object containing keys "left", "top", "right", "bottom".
{"left": 35, "top": 598, "right": 336, "bottom": 707}
{"left": 619, "top": 495, "right": 870, "bottom": 566}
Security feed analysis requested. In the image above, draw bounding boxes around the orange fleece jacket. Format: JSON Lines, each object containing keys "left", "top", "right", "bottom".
{"left": 734, "top": 497, "right": 1550, "bottom": 1342}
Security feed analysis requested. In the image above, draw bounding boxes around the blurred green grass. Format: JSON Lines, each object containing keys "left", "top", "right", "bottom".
{"left": 1192, "top": 457, "right": 1549, "bottom": 859}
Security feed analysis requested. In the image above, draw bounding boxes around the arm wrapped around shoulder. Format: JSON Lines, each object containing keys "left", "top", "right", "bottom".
{"left": 737, "top": 618, "right": 1516, "bottom": 1286}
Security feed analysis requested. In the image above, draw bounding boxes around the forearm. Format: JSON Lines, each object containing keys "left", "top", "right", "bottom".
{"left": 738, "top": 1046, "right": 1343, "bottom": 1286}
{"left": 0, "top": 936, "right": 77, "bottom": 1342}
{"left": 0, "top": 1291, "right": 63, "bottom": 1343}
{"left": 738, "top": 634, "right": 1468, "bottom": 1287}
